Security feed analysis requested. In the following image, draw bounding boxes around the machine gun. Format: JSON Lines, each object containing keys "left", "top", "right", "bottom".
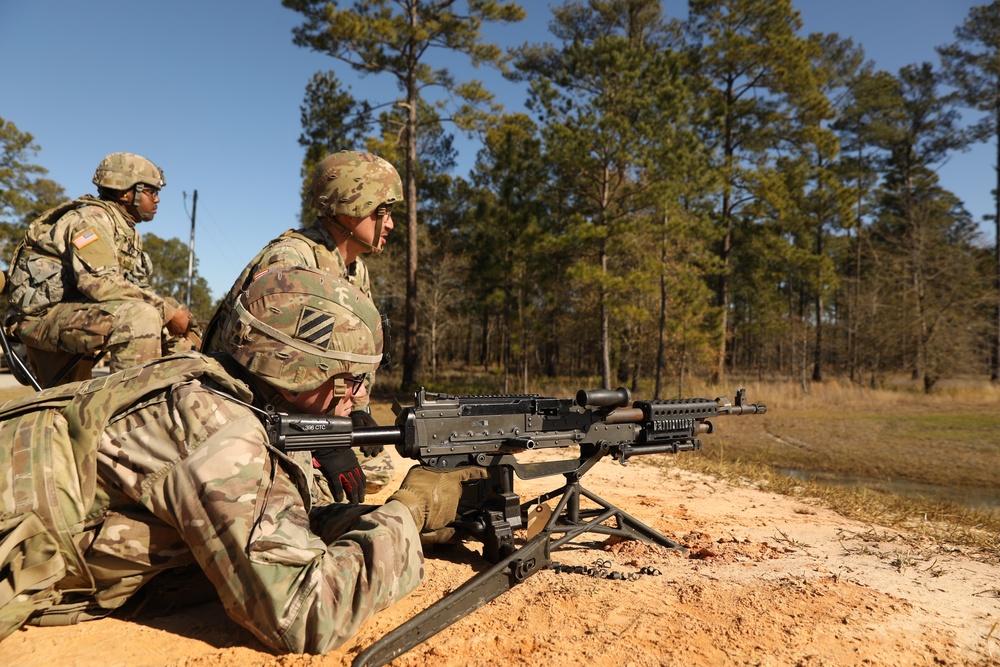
{"left": 264, "top": 386, "right": 766, "bottom": 667}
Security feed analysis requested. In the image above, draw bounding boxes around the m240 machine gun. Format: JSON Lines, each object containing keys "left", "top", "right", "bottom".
{"left": 265, "top": 386, "right": 766, "bottom": 667}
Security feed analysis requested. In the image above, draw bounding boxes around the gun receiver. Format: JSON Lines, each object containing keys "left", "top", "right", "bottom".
{"left": 263, "top": 387, "right": 766, "bottom": 667}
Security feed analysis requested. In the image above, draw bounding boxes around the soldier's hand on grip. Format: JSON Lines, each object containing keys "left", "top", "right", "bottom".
{"left": 388, "top": 465, "right": 489, "bottom": 542}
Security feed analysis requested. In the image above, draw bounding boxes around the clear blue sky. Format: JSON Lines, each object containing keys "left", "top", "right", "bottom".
{"left": 0, "top": 1, "right": 991, "bottom": 302}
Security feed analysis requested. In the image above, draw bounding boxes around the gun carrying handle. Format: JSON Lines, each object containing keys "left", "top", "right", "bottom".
{"left": 576, "top": 387, "right": 631, "bottom": 408}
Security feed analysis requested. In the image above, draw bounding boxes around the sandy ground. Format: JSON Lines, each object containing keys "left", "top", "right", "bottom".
{"left": 4, "top": 443, "right": 999, "bottom": 667}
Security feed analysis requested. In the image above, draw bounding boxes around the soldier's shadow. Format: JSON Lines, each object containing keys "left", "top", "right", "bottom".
{"left": 112, "top": 540, "right": 532, "bottom": 654}
{"left": 112, "top": 566, "right": 269, "bottom": 652}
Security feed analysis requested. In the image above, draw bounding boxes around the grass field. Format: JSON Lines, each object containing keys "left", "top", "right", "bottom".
{"left": 659, "top": 379, "right": 1000, "bottom": 561}
{"left": 695, "top": 379, "right": 1000, "bottom": 493}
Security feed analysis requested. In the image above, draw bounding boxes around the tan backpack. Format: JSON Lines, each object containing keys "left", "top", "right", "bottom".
{"left": 0, "top": 352, "right": 252, "bottom": 638}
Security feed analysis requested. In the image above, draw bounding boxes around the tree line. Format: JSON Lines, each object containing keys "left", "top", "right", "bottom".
{"left": 287, "top": 0, "right": 1000, "bottom": 395}
{"left": 3, "top": 1, "right": 999, "bottom": 396}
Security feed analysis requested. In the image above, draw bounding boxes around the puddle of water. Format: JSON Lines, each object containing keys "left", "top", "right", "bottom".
{"left": 778, "top": 468, "right": 999, "bottom": 511}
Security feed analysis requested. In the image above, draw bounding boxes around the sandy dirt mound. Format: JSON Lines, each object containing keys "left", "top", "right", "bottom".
{"left": 5, "top": 448, "right": 999, "bottom": 667}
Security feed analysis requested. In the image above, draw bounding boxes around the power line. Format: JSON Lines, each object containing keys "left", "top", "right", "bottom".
{"left": 183, "top": 189, "right": 198, "bottom": 307}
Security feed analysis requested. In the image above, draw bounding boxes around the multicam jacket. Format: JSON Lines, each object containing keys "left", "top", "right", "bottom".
{"left": 0, "top": 352, "right": 423, "bottom": 652}
{"left": 6, "top": 196, "right": 176, "bottom": 322}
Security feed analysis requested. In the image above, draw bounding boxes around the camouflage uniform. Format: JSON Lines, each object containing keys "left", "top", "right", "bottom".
{"left": 5, "top": 153, "right": 177, "bottom": 385}
{"left": 202, "top": 222, "right": 365, "bottom": 352}
{"left": 0, "top": 353, "right": 423, "bottom": 651}
{"left": 202, "top": 151, "right": 401, "bottom": 492}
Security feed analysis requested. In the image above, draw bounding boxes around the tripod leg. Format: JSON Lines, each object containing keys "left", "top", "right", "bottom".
{"left": 352, "top": 532, "right": 551, "bottom": 667}
{"left": 525, "top": 481, "right": 686, "bottom": 554}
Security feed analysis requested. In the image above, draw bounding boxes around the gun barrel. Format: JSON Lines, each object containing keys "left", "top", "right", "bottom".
{"left": 272, "top": 418, "right": 404, "bottom": 453}
{"left": 721, "top": 402, "right": 767, "bottom": 415}
{"left": 603, "top": 407, "right": 645, "bottom": 424}
{"left": 279, "top": 431, "right": 353, "bottom": 451}
{"left": 353, "top": 426, "right": 405, "bottom": 447}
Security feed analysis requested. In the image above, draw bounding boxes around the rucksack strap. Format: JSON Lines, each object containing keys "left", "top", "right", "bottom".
{"left": 0, "top": 514, "right": 65, "bottom": 609}
{"left": 0, "top": 513, "right": 67, "bottom": 640}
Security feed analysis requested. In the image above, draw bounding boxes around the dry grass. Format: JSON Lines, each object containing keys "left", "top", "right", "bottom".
{"left": 682, "top": 380, "right": 1000, "bottom": 560}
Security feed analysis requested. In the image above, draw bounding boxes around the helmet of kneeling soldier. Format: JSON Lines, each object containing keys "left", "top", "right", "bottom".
{"left": 308, "top": 150, "right": 402, "bottom": 219}
{"left": 93, "top": 152, "right": 166, "bottom": 191}
{"left": 308, "top": 150, "right": 402, "bottom": 256}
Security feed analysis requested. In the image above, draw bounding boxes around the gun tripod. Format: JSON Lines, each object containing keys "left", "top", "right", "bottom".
{"left": 524, "top": 473, "right": 687, "bottom": 554}
{"left": 352, "top": 467, "right": 685, "bottom": 667}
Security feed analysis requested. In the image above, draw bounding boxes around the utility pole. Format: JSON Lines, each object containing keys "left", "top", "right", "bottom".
{"left": 184, "top": 190, "right": 198, "bottom": 308}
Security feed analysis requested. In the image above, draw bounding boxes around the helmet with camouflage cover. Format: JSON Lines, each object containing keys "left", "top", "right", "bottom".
{"left": 92, "top": 152, "right": 166, "bottom": 191}
{"left": 309, "top": 150, "right": 402, "bottom": 255}
{"left": 219, "top": 266, "right": 383, "bottom": 392}
{"left": 309, "top": 150, "right": 402, "bottom": 218}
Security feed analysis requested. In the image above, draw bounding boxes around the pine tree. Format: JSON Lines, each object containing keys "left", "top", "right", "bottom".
{"left": 938, "top": 0, "right": 1000, "bottom": 381}
{"left": 0, "top": 117, "right": 66, "bottom": 265}
{"left": 869, "top": 64, "right": 982, "bottom": 391}
{"left": 511, "top": 0, "right": 687, "bottom": 388}
{"left": 684, "top": 0, "right": 823, "bottom": 382}
{"left": 832, "top": 68, "right": 901, "bottom": 382}
{"left": 283, "top": 0, "right": 526, "bottom": 389}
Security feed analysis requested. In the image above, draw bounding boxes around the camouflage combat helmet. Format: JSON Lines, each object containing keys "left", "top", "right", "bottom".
{"left": 220, "top": 265, "right": 383, "bottom": 392}
{"left": 309, "top": 150, "right": 402, "bottom": 255}
{"left": 92, "top": 152, "right": 166, "bottom": 191}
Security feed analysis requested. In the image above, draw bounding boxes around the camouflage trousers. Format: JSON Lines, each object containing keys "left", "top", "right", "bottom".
{"left": 14, "top": 299, "right": 162, "bottom": 386}
{"left": 361, "top": 452, "right": 395, "bottom": 493}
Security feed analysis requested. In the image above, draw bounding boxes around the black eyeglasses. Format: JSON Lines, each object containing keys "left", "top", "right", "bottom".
{"left": 345, "top": 373, "right": 367, "bottom": 393}
{"left": 140, "top": 186, "right": 160, "bottom": 199}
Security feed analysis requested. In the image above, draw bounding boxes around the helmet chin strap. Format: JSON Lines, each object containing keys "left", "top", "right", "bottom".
{"left": 328, "top": 214, "right": 383, "bottom": 256}
{"left": 132, "top": 184, "right": 156, "bottom": 222}
{"left": 111, "top": 190, "right": 142, "bottom": 226}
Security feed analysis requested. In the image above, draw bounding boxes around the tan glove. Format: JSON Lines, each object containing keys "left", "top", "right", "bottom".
{"left": 388, "top": 465, "right": 488, "bottom": 543}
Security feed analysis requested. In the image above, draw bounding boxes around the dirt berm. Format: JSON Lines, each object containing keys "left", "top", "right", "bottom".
{"left": 5, "top": 446, "right": 998, "bottom": 666}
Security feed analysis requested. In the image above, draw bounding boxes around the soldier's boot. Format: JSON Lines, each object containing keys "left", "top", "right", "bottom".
{"left": 26, "top": 346, "right": 94, "bottom": 387}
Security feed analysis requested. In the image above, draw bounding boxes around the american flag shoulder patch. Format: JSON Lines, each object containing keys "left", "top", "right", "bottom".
{"left": 72, "top": 229, "right": 100, "bottom": 249}
{"left": 253, "top": 265, "right": 285, "bottom": 281}
{"left": 296, "top": 307, "right": 335, "bottom": 348}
